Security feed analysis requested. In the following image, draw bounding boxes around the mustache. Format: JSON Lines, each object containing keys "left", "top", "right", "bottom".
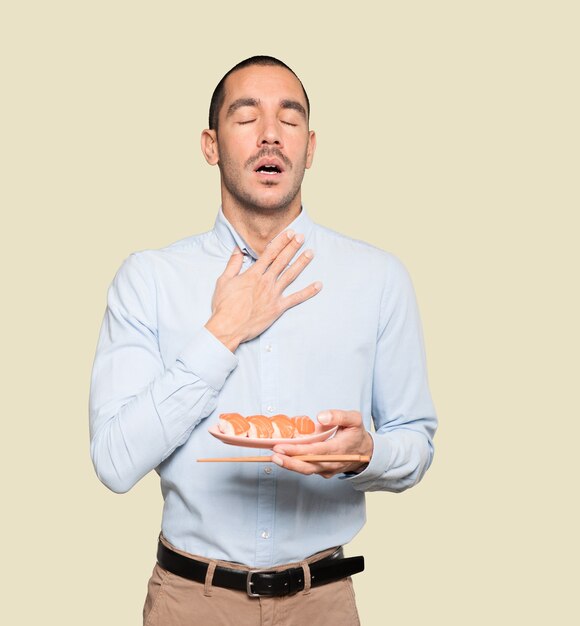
{"left": 246, "top": 148, "right": 292, "bottom": 170}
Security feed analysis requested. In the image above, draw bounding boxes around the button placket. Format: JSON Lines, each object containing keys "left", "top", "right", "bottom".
{"left": 255, "top": 328, "right": 279, "bottom": 566}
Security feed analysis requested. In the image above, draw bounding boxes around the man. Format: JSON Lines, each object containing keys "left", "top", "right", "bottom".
{"left": 89, "top": 56, "right": 437, "bottom": 626}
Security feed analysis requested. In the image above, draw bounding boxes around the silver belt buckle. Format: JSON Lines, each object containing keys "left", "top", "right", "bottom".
{"left": 246, "top": 568, "right": 272, "bottom": 597}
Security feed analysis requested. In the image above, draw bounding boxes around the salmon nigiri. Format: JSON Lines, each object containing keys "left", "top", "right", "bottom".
{"left": 218, "top": 413, "right": 250, "bottom": 437}
{"left": 246, "top": 415, "right": 275, "bottom": 438}
{"left": 270, "top": 414, "right": 296, "bottom": 439}
{"left": 291, "top": 415, "right": 316, "bottom": 436}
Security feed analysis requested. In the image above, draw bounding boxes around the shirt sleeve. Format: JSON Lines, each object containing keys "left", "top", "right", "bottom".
{"left": 344, "top": 254, "right": 438, "bottom": 492}
{"left": 89, "top": 252, "right": 238, "bottom": 493}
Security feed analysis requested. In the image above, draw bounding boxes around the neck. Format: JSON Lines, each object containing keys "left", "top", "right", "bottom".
{"left": 222, "top": 197, "right": 303, "bottom": 256}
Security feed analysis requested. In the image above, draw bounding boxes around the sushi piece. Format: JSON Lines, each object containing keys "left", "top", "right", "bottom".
{"left": 292, "top": 415, "right": 316, "bottom": 436}
{"left": 270, "top": 414, "right": 296, "bottom": 439}
{"left": 246, "top": 415, "right": 275, "bottom": 438}
{"left": 218, "top": 413, "right": 249, "bottom": 437}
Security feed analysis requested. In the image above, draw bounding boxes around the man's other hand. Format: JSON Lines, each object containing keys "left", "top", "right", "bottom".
{"left": 271, "top": 410, "right": 374, "bottom": 478}
{"left": 205, "top": 229, "right": 321, "bottom": 352}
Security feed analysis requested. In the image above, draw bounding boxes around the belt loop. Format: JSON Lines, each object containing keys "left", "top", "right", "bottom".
{"left": 204, "top": 561, "right": 217, "bottom": 597}
{"left": 300, "top": 561, "right": 312, "bottom": 595}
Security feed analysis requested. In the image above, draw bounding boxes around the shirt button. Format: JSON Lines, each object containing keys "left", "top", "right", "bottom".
{"left": 265, "top": 344, "right": 273, "bottom": 352}
{"left": 260, "top": 530, "right": 270, "bottom": 539}
{"left": 264, "top": 466, "right": 272, "bottom": 474}
{"left": 267, "top": 406, "right": 274, "bottom": 413}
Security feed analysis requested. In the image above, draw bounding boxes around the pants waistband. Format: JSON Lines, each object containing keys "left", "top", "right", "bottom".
{"left": 156, "top": 536, "right": 364, "bottom": 597}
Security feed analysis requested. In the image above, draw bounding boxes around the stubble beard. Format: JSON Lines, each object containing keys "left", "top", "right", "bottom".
{"left": 218, "top": 149, "right": 308, "bottom": 216}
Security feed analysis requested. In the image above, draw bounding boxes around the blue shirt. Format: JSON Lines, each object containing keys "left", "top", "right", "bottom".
{"left": 89, "top": 206, "right": 437, "bottom": 567}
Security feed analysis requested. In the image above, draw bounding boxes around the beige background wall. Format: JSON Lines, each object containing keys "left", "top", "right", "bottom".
{"left": 2, "top": 1, "right": 578, "bottom": 624}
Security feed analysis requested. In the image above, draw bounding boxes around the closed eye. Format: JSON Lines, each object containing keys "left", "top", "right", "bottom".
{"left": 237, "top": 119, "right": 256, "bottom": 125}
{"left": 282, "top": 121, "right": 298, "bottom": 126}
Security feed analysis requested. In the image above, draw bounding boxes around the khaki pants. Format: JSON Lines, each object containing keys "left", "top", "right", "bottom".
{"left": 143, "top": 536, "right": 361, "bottom": 626}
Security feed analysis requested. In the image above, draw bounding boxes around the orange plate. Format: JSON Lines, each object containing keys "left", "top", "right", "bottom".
{"left": 208, "top": 424, "right": 338, "bottom": 449}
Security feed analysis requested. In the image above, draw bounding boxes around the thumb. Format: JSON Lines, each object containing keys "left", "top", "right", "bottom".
{"left": 222, "top": 247, "right": 244, "bottom": 278}
{"left": 317, "top": 410, "right": 361, "bottom": 428}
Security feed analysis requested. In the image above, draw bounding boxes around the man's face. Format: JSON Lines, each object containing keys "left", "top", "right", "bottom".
{"left": 206, "top": 65, "right": 316, "bottom": 214}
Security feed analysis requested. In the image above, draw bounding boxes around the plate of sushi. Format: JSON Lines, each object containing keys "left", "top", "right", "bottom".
{"left": 209, "top": 413, "right": 338, "bottom": 449}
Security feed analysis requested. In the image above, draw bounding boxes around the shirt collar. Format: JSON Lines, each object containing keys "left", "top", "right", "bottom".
{"left": 213, "top": 205, "right": 315, "bottom": 260}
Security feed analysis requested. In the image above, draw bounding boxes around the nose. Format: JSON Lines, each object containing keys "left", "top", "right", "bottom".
{"left": 257, "top": 116, "right": 283, "bottom": 147}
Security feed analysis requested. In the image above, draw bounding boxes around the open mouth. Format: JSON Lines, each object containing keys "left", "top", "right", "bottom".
{"left": 255, "top": 164, "right": 283, "bottom": 175}
{"left": 253, "top": 157, "right": 286, "bottom": 177}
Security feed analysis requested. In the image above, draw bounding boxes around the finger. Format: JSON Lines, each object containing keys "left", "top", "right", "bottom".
{"left": 275, "top": 249, "right": 314, "bottom": 291}
{"left": 253, "top": 229, "right": 296, "bottom": 273}
{"left": 271, "top": 454, "right": 323, "bottom": 475}
{"left": 316, "top": 410, "right": 362, "bottom": 429}
{"left": 272, "top": 441, "right": 333, "bottom": 456}
{"left": 271, "top": 455, "right": 344, "bottom": 478}
{"left": 280, "top": 281, "right": 323, "bottom": 311}
{"left": 265, "top": 233, "right": 305, "bottom": 277}
{"left": 221, "top": 247, "right": 244, "bottom": 279}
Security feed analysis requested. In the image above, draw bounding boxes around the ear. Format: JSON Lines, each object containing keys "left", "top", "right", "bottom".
{"left": 201, "top": 129, "right": 219, "bottom": 165}
{"left": 305, "top": 130, "right": 317, "bottom": 169}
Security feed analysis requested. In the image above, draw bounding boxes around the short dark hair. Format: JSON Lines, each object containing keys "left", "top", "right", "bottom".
{"left": 208, "top": 55, "right": 310, "bottom": 132}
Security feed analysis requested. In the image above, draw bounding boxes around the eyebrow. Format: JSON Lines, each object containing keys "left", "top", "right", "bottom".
{"left": 280, "top": 99, "right": 307, "bottom": 119}
{"left": 226, "top": 98, "right": 260, "bottom": 118}
{"left": 225, "top": 98, "right": 307, "bottom": 119}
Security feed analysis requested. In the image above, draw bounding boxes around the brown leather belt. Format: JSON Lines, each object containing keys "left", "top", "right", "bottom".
{"left": 157, "top": 540, "right": 364, "bottom": 597}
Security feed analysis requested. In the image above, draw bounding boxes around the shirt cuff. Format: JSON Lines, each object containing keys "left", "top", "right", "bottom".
{"left": 176, "top": 326, "right": 239, "bottom": 391}
{"left": 339, "top": 431, "right": 392, "bottom": 489}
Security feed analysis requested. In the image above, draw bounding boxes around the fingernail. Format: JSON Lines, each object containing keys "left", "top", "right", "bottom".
{"left": 233, "top": 247, "right": 242, "bottom": 255}
{"left": 271, "top": 455, "right": 284, "bottom": 467}
{"left": 305, "top": 249, "right": 314, "bottom": 259}
{"left": 294, "top": 233, "right": 304, "bottom": 244}
{"left": 318, "top": 411, "right": 332, "bottom": 424}
{"left": 286, "top": 229, "right": 295, "bottom": 239}
{"left": 314, "top": 281, "right": 323, "bottom": 291}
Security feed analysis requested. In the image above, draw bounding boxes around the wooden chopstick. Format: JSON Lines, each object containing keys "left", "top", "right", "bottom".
{"left": 197, "top": 455, "right": 370, "bottom": 463}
